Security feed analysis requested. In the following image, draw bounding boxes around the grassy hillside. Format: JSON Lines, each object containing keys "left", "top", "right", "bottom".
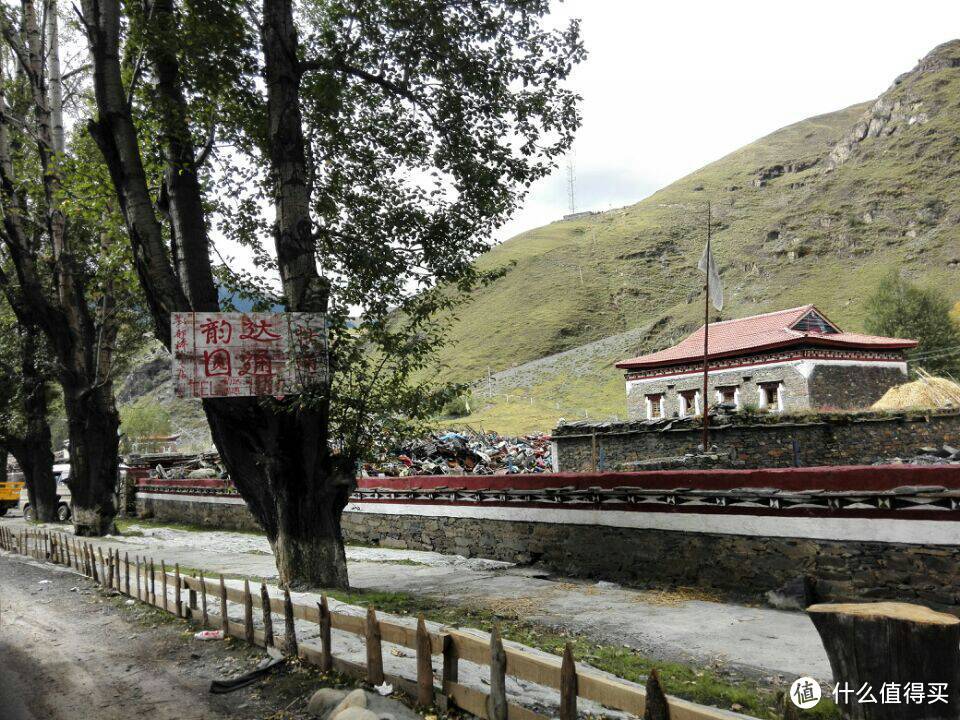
{"left": 437, "top": 40, "right": 960, "bottom": 434}
{"left": 119, "top": 41, "right": 960, "bottom": 439}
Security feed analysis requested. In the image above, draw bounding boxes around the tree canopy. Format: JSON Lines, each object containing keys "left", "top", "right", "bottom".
{"left": 865, "top": 270, "right": 960, "bottom": 378}
{"left": 79, "top": 0, "right": 583, "bottom": 585}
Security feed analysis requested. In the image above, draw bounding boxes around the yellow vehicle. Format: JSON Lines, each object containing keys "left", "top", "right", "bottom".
{"left": 0, "top": 468, "right": 25, "bottom": 516}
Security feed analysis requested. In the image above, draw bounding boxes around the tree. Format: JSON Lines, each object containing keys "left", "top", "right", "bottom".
{"left": 120, "top": 399, "right": 173, "bottom": 453}
{"left": 80, "top": 0, "right": 582, "bottom": 587}
{"left": 0, "top": 1, "right": 146, "bottom": 535}
{"left": 865, "top": 271, "right": 960, "bottom": 377}
{"left": 0, "top": 299, "right": 56, "bottom": 521}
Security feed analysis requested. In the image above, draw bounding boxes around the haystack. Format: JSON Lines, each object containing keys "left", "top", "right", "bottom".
{"left": 872, "top": 370, "right": 960, "bottom": 410}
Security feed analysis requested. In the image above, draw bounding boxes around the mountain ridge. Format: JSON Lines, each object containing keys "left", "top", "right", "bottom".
{"left": 432, "top": 40, "right": 960, "bottom": 433}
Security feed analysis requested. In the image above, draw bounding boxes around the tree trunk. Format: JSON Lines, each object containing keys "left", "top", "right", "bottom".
{"left": 204, "top": 399, "right": 352, "bottom": 589}
{"left": 19, "top": 330, "right": 56, "bottom": 522}
{"left": 808, "top": 602, "right": 960, "bottom": 719}
{"left": 63, "top": 383, "right": 120, "bottom": 536}
{"left": 14, "top": 440, "right": 56, "bottom": 523}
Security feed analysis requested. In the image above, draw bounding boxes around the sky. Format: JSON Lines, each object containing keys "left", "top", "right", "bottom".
{"left": 496, "top": 0, "right": 960, "bottom": 241}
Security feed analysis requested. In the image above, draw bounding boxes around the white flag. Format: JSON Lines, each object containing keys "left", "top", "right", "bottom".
{"left": 697, "top": 241, "right": 723, "bottom": 311}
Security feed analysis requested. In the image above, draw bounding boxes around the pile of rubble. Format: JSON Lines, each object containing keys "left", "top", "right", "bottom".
{"left": 362, "top": 431, "right": 553, "bottom": 477}
{"left": 884, "top": 444, "right": 960, "bottom": 466}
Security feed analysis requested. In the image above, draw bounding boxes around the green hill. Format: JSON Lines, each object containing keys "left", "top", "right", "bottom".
{"left": 119, "top": 41, "right": 960, "bottom": 439}
{"left": 438, "top": 40, "right": 960, "bottom": 434}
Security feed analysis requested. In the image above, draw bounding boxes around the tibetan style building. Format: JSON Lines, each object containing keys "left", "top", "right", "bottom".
{"left": 616, "top": 305, "right": 917, "bottom": 420}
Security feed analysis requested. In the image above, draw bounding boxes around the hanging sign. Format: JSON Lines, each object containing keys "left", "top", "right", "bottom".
{"left": 172, "top": 312, "right": 327, "bottom": 399}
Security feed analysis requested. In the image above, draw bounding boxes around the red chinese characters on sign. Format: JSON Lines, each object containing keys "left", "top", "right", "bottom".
{"left": 172, "top": 313, "right": 327, "bottom": 399}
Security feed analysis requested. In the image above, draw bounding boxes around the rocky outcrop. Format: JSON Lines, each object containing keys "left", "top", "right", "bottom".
{"left": 827, "top": 40, "right": 960, "bottom": 169}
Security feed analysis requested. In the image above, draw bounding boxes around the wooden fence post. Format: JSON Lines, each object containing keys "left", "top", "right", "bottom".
{"left": 219, "top": 575, "right": 229, "bottom": 634}
{"left": 284, "top": 589, "right": 298, "bottom": 657}
{"left": 161, "top": 561, "right": 168, "bottom": 612}
{"left": 319, "top": 595, "right": 332, "bottom": 673}
{"left": 100, "top": 548, "right": 109, "bottom": 587}
{"left": 199, "top": 573, "right": 209, "bottom": 627}
{"left": 366, "top": 605, "right": 384, "bottom": 685}
{"left": 115, "top": 551, "right": 121, "bottom": 591}
{"left": 188, "top": 572, "right": 198, "bottom": 616}
{"left": 260, "top": 583, "right": 274, "bottom": 647}
{"left": 416, "top": 614, "right": 433, "bottom": 707}
{"left": 243, "top": 579, "right": 255, "bottom": 644}
{"left": 136, "top": 557, "right": 142, "bottom": 600}
{"left": 488, "top": 625, "right": 508, "bottom": 720}
{"left": 442, "top": 634, "right": 459, "bottom": 690}
{"left": 65, "top": 536, "right": 71, "bottom": 567}
{"left": 150, "top": 559, "right": 156, "bottom": 603}
{"left": 560, "top": 643, "right": 578, "bottom": 720}
{"left": 174, "top": 564, "right": 183, "bottom": 618}
{"left": 644, "top": 668, "right": 670, "bottom": 720}
{"left": 92, "top": 546, "right": 101, "bottom": 584}
{"left": 124, "top": 553, "right": 130, "bottom": 596}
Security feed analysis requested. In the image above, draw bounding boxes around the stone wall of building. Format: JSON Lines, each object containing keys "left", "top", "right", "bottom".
{"left": 807, "top": 364, "right": 906, "bottom": 409}
{"left": 624, "top": 355, "right": 909, "bottom": 420}
{"left": 553, "top": 409, "right": 960, "bottom": 472}
{"left": 626, "top": 362, "right": 810, "bottom": 419}
{"left": 340, "top": 512, "right": 960, "bottom": 608}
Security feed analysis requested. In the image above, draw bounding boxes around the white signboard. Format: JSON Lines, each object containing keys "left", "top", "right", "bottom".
{"left": 172, "top": 312, "right": 327, "bottom": 399}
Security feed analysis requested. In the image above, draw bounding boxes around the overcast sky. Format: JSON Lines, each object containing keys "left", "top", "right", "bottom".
{"left": 496, "top": 0, "right": 960, "bottom": 241}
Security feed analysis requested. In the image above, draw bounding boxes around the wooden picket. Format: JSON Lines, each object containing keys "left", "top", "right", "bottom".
{"left": 0, "top": 527, "right": 750, "bottom": 720}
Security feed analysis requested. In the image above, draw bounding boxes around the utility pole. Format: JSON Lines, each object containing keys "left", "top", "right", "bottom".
{"left": 701, "top": 203, "right": 711, "bottom": 452}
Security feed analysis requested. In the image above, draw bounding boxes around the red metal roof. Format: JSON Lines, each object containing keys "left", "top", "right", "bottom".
{"left": 616, "top": 305, "right": 917, "bottom": 370}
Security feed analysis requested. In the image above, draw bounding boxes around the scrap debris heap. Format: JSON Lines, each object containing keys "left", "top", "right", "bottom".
{"left": 885, "top": 443, "right": 960, "bottom": 466}
{"left": 362, "top": 431, "right": 553, "bottom": 477}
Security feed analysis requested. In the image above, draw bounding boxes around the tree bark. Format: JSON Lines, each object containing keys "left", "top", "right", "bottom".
{"left": 62, "top": 382, "right": 120, "bottom": 535}
{"left": 0, "top": 1, "right": 122, "bottom": 536}
{"left": 82, "top": 0, "right": 350, "bottom": 586}
{"left": 808, "top": 602, "right": 960, "bottom": 720}
{"left": 204, "top": 401, "right": 352, "bottom": 588}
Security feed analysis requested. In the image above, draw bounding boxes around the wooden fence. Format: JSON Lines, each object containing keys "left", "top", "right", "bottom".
{"left": 0, "top": 525, "right": 752, "bottom": 720}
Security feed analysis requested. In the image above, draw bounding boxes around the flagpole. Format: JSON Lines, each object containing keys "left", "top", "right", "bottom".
{"left": 701, "top": 202, "right": 711, "bottom": 452}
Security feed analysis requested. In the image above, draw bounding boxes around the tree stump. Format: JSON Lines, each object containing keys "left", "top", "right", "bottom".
{"left": 808, "top": 602, "right": 960, "bottom": 720}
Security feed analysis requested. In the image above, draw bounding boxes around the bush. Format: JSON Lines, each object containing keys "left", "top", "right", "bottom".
{"left": 120, "top": 398, "right": 173, "bottom": 452}
{"left": 441, "top": 394, "right": 472, "bottom": 418}
{"left": 865, "top": 271, "right": 960, "bottom": 377}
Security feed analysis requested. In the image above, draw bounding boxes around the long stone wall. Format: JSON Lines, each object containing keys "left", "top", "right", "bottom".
{"left": 340, "top": 511, "right": 960, "bottom": 608}
{"left": 136, "top": 464, "right": 960, "bottom": 608}
{"left": 552, "top": 409, "right": 960, "bottom": 472}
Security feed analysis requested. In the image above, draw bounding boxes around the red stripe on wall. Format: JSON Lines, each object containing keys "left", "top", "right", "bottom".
{"left": 355, "top": 465, "right": 960, "bottom": 492}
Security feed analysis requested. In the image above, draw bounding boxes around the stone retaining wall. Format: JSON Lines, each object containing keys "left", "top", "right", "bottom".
{"left": 137, "top": 495, "right": 262, "bottom": 533}
{"left": 136, "top": 462, "right": 960, "bottom": 609}
{"left": 340, "top": 511, "right": 960, "bottom": 608}
{"left": 552, "top": 409, "right": 960, "bottom": 472}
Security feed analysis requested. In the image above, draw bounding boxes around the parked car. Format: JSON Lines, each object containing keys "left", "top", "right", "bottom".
{"left": 19, "top": 463, "right": 72, "bottom": 522}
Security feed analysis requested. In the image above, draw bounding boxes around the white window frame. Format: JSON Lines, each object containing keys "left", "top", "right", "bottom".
{"left": 680, "top": 390, "right": 703, "bottom": 417}
{"left": 758, "top": 383, "right": 785, "bottom": 413}
{"left": 716, "top": 386, "right": 740, "bottom": 408}
{"left": 645, "top": 394, "right": 665, "bottom": 419}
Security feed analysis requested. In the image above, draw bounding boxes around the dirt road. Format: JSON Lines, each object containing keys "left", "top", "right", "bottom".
{"left": 0, "top": 551, "right": 319, "bottom": 720}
